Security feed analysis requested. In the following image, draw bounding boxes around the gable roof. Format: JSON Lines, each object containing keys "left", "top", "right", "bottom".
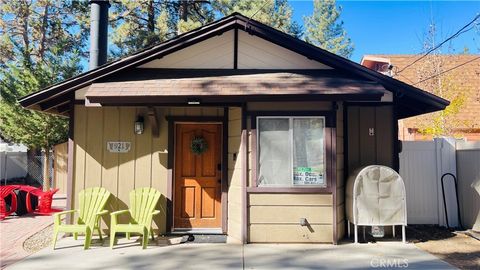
{"left": 19, "top": 12, "right": 449, "bottom": 118}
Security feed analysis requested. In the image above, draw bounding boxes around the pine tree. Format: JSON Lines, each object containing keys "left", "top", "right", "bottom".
{"left": 212, "top": 0, "right": 294, "bottom": 35}
{"left": 109, "top": 0, "right": 214, "bottom": 56}
{"left": 0, "top": 0, "right": 86, "bottom": 189}
{"left": 303, "top": 0, "right": 353, "bottom": 58}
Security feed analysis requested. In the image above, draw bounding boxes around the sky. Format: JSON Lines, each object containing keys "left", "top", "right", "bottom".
{"left": 289, "top": 0, "right": 480, "bottom": 62}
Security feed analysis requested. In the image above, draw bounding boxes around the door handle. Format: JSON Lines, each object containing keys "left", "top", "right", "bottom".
{"left": 217, "top": 163, "right": 221, "bottom": 171}
{"left": 218, "top": 179, "right": 221, "bottom": 184}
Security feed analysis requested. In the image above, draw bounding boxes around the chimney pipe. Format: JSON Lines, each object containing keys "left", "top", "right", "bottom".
{"left": 89, "top": 0, "right": 110, "bottom": 70}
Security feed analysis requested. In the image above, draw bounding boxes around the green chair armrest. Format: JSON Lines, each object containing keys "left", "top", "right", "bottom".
{"left": 53, "top": 210, "right": 77, "bottom": 226}
{"left": 152, "top": 210, "right": 161, "bottom": 216}
{"left": 96, "top": 209, "right": 109, "bottom": 216}
{"left": 54, "top": 209, "right": 77, "bottom": 217}
{"left": 110, "top": 210, "right": 130, "bottom": 216}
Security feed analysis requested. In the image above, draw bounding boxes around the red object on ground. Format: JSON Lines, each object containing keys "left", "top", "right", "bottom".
{"left": 0, "top": 185, "right": 20, "bottom": 220}
{"left": 0, "top": 185, "right": 60, "bottom": 219}
{"left": 29, "top": 188, "right": 59, "bottom": 214}
{"left": 13, "top": 185, "right": 59, "bottom": 214}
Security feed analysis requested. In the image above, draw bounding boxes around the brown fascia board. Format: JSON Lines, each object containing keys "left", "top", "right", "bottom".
{"left": 19, "top": 12, "right": 449, "bottom": 113}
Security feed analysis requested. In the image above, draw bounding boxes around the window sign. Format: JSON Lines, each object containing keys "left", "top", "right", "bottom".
{"left": 293, "top": 167, "right": 324, "bottom": 185}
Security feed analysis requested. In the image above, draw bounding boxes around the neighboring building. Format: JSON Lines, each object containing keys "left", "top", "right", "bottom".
{"left": 19, "top": 13, "right": 448, "bottom": 244}
{"left": 362, "top": 54, "right": 480, "bottom": 141}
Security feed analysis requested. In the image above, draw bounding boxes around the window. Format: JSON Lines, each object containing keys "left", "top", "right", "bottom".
{"left": 257, "top": 117, "right": 326, "bottom": 187}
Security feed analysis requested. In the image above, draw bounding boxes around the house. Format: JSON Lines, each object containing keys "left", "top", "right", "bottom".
{"left": 362, "top": 54, "right": 480, "bottom": 141}
{"left": 19, "top": 11, "right": 448, "bottom": 244}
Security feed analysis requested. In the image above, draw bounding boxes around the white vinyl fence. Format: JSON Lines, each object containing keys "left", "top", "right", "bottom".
{"left": 399, "top": 138, "right": 480, "bottom": 230}
{"left": 1, "top": 142, "right": 28, "bottom": 181}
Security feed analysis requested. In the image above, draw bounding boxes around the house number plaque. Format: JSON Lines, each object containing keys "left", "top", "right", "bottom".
{"left": 107, "top": 142, "right": 131, "bottom": 153}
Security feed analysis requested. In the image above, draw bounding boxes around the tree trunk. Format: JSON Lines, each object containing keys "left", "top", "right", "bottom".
{"left": 42, "top": 149, "right": 50, "bottom": 191}
{"left": 181, "top": 0, "right": 188, "bottom": 21}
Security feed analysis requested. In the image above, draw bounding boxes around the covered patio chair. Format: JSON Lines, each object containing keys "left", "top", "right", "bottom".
{"left": 110, "top": 187, "right": 161, "bottom": 249}
{"left": 52, "top": 187, "right": 111, "bottom": 249}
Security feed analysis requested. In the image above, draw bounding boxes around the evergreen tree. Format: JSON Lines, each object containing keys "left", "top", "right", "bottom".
{"left": 109, "top": 0, "right": 214, "bottom": 57}
{"left": 0, "top": 0, "right": 86, "bottom": 189}
{"left": 212, "top": 0, "right": 294, "bottom": 35}
{"left": 303, "top": 0, "right": 353, "bottom": 58}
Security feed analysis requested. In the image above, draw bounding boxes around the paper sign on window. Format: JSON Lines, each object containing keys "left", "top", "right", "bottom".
{"left": 107, "top": 142, "right": 131, "bottom": 153}
{"left": 293, "top": 167, "right": 324, "bottom": 185}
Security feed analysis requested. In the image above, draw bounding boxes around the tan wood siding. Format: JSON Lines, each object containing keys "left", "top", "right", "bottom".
{"left": 138, "top": 31, "right": 234, "bottom": 69}
{"left": 249, "top": 224, "right": 333, "bottom": 243}
{"left": 53, "top": 142, "right": 68, "bottom": 195}
{"left": 72, "top": 105, "right": 225, "bottom": 234}
{"left": 238, "top": 30, "right": 331, "bottom": 70}
{"left": 227, "top": 107, "right": 243, "bottom": 241}
{"left": 101, "top": 107, "right": 120, "bottom": 227}
{"left": 249, "top": 194, "right": 333, "bottom": 243}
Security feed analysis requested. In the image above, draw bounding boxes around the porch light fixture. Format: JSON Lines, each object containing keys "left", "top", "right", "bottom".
{"left": 187, "top": 99, "right": 201, "bottom": 105}
{"left": 134, "top": 116, "right": 144, "bottom": 135}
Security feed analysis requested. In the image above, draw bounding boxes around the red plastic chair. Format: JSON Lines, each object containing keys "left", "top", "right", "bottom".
{"left": 0, "top": 185, "right": 20, "bottom": 220}
{"left": 29, "top": 188, "right": 59, "bottom": 214}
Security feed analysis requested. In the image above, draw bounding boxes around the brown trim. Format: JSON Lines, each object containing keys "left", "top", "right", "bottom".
{"left": 246, "top": 187, "right": 333, "bottom": 194}
{"left": 248, "top": 111, "right": 336, "bottom": 128}
{"left": 86, "top": 94, "right": 383, "bottom": 106}
{"left": 166, "top": 120, "right": 174, "bottom": 232}
{"left": 241, "top": 104, "right": 248, "bottom": 243}
{"left": 233, "top": 28, "right": 238, "bottom": 69}
{"left": 147, "top": 107, "right": 159, "bottom": 137}
{"left": 331, "top": 104, "right": 338, "bottom": 244}
{"left": 39, "top": 95, "right": 70, "bottom": 111}
{"left": 393, "top": 96, "right": 400, "bottom": 172}
{"left": 222, "top": 107, "right": 229, "bottom": 233}
{"left": 166, "top": 114, "right": 228, "bottom": 233}
{"left": 343, "top": 102, "right": 349, "bottom": 179}
{"left": 251, "top": 127, "right": 258, "bottom": 188}
{"left": 80, "top": 102, "right": 243, "bottom": 108}
{"left": 56, "top": 103, "right": 71, "bottom": 114}
{"left": 165, "top": 116, "right": 224, "bottom": 123}
{"left": 66, "top": 97, "right": 75, "bottom": 223}
{"left": 344, "top": 101, "right": 394, "bottom": 106}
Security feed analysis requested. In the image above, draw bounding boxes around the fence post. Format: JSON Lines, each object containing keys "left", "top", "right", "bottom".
{"left": 434, "top": 137, "right": 459, "bottom": 227}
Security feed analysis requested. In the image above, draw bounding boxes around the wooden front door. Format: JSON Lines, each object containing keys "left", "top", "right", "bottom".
{"left": 174, "top": 123, "right": 222, "bottom": 229}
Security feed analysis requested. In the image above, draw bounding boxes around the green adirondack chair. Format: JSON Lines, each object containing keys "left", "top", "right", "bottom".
{"left": 52, "top": 187, "right": 111, "bottom": 249}
{"left": 110, "top": 187, "right": 161, "bottom": 249}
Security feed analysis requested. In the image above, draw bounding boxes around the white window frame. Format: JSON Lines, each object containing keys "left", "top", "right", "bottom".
{"left": 256, "top": 116, "right": 327, "bottom": 187}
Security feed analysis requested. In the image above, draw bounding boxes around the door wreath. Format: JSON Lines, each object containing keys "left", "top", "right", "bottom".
{"left": 190, "top": 136, "right": 208, "bottom": 155}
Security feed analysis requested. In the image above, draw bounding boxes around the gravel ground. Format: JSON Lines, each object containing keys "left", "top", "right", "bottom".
{"left": 22, "top": 224, "right": 54, "bottom": 253}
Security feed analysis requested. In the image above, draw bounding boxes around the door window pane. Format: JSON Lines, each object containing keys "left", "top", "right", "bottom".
{"left": 257, "top": 118, "right": 291, "bottom": 186}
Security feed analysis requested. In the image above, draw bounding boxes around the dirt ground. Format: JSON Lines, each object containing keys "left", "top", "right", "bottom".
{"left": 408, "top": 225, "right": 480, "bottom": 270}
